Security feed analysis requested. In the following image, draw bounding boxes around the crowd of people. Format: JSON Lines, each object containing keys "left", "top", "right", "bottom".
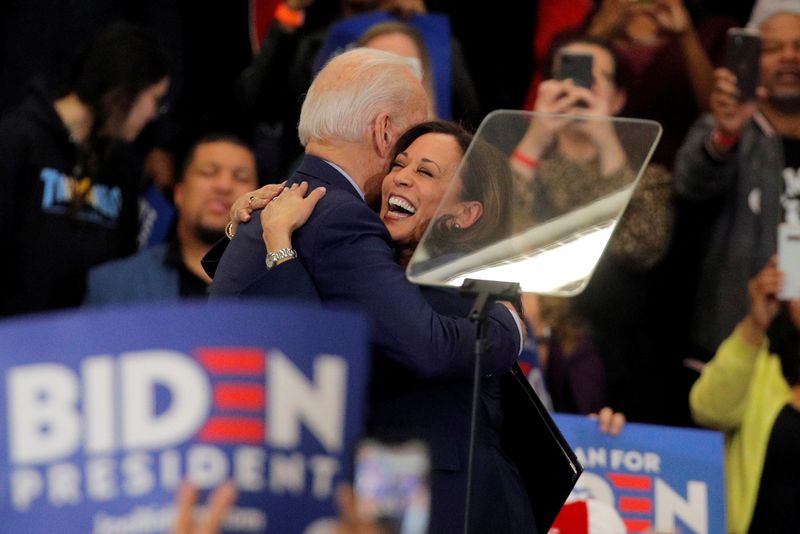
{"left": 1, "top": 0, "right": 799, "bottom": 532}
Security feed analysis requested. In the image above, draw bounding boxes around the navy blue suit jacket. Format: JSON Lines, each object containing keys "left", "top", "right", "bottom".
{"left": 208, "top": 155, "right": 534, "bottom": 532}
{"left": 210, "top": 155, "right": 520, "bottom": 380}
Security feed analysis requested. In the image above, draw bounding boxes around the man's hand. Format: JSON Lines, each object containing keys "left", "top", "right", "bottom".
{"left": 709, "top": 68, "right": 757, "bottom": 147}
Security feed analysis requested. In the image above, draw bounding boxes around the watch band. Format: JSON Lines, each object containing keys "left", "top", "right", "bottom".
{"left": 265, "top": 247, "right": 297, "bottom": 270}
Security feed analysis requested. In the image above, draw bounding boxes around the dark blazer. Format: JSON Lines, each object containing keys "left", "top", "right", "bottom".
{"left": 208, "top": 155, "right": 534, "bottom": 532}
{"left": 210, "top": 155, "right": 520, "bottom": 380}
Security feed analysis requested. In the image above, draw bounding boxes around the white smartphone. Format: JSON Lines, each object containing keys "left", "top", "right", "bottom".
{"left": 354, "top": 439, "right": 430, "bottom": 534}
{"left": 778, "top": 223, "right": 800, "bottom": 300}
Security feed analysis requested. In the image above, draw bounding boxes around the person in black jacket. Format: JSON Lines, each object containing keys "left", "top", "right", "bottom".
{"left": 0, "top": 22, "right": 170, "bottom": 317}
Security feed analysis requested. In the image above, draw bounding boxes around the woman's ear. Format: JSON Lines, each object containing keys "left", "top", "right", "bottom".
{"left": 372, "top": 112, "right": 394, "bottom": 159}
{"left": 454, "top": 201, "right": 483, "bottom": 229}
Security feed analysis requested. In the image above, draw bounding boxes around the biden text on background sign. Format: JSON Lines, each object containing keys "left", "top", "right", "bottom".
{"left": 0, "top": 301, "right": 369, "bottom": 533}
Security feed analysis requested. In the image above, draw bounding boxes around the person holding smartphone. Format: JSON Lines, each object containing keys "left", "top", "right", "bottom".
{"left": 673, "top": 4, "right": 800, "bottom": 361}
{"left": 690, "top": 256, "right": 800, "bottom": 534}
{"left": 511, "top": 36, "right": 677, "bottom": 424}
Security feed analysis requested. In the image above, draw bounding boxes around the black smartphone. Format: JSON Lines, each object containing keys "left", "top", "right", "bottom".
{"left": 556, "top": 52, "right": 594, "bottom": 89}
{"left": 725, "top": 27, "right": 762, "bottom": 101}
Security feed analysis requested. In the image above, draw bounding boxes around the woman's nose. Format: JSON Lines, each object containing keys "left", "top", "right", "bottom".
{"left": 393, "top": 167, "right": 413, "bottom": 187}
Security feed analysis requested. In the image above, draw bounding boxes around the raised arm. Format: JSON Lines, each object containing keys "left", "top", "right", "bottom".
{"left": 690, "top": 258, "right": 785, "bottom": 430}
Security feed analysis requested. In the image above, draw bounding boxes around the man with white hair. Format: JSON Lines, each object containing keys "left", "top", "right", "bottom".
{"left": 674, "top": 2, "right": 800, "bottom": 358}
{"left": 208, "top": 48, "right": 532, "bottom": 532}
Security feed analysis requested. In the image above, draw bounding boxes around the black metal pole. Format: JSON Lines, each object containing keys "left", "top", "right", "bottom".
{"left": 460, "top": 279, "right": 521, "bottom": 534}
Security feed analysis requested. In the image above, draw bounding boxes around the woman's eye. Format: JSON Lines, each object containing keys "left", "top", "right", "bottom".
{"left": 390, "top": 161, "right": 404, "bottom": 169}
{"left": 418, "top": 167, "right": 432, "bottom": 177}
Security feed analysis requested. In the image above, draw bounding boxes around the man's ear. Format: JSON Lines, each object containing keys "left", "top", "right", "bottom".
{"left": 372, "top": 112, "right": 394, "bottom": 159}
{"left": 454, "top": 201, "right": 483, "bottom": 229}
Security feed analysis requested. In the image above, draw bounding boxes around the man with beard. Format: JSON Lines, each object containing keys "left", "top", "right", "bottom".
{"left": 674, "top": 2, "right": 800, "bottom": 358}
{"left": 84, "top": 135, "right": 258, "bottom": 304}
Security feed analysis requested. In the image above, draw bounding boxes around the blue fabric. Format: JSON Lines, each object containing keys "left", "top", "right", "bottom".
{"left": 84, "top": 244, "right": 179, "bottom": 305}
{"left": 138, "top": 185, "right": 176, "bottom": 249}
{"left": 210, "top": 154, "right": 520, "bottom": 379}
{"left": 311, "top": 12, "right": 453, "bottom": 119}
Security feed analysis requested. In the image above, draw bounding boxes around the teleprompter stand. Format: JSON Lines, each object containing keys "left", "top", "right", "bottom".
{"left": 460, "top": 278, "right": 582, "bottom": 534}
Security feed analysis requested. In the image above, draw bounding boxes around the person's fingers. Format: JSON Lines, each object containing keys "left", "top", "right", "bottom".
{"left": 714, "top": 67, "right": 736, "bottom": 83}
{"left": 768, "top": 255, "right": 778, "bottom": 268}
{"left": 249, "top": 197, "right": 270, "bottom": 210}
{"left": 198, "top": 481, "right": 238, "bottom": 534}
{"left": 610, "top": 411, "right": 626, "bottom": 436}
{"left": 716, "top": 77, "right": 741, "bottom": 98}
{"left": 174, "top": 482, "right": 199, "bottom": 534}
{"left": 304, "top": 186, "right": 327, "bottom": 206}
{"left": 597, "top": 406, "right": 613, "bottom": 434}
{"left": 335, "top": 483, "right": 360, "bottom": 527}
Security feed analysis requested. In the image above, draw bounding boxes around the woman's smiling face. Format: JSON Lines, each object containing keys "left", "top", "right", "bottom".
{"left": 380, "top": 132, "right": 464, "bottom": 248}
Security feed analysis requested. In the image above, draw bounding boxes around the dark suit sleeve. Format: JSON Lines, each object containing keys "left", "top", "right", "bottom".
{"left": 242, "top": 258, "right": 321, "bottom": 305}
{"left": 201, "top": 237, "right": 230, "bottom": 279}
{"left": 305, "top": 202, "right": 519, "bottom": 380}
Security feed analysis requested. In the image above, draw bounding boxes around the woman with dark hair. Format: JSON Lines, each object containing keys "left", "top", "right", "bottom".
{"left": 691, "top": 257, "right": 800, "bottom": 533}
{"left": 254, "top": 119, "right": 514, "bottom": 269}
{"left": 235, "top": 119, "right": 531, "bottom": 532}
{"left": 0, "top": 22, "right": 171, "bottom": 316}
{"left": 378, "top": 120, "right": 513, "bottom": 264}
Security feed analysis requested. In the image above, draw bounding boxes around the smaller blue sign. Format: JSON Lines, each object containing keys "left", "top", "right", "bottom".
{"left": 553, "top": 414, "right": 726, "bottom": 534}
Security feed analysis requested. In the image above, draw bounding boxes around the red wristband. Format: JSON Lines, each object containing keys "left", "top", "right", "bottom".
{"left": 512, "top": 149, "right": 539, "bottom": 170}
{"left": 711, "top": 128, "right": 740, "bottom": 150}
{"left": 275, "top": 2, "right": 305, "bottom": 29}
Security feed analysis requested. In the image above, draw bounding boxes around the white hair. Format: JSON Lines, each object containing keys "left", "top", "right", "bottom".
{"left": 748, "top": 0, "right": 800, "bottom": 28}
{"left": 297, "top": 48, "right": 424, "bottom": 146}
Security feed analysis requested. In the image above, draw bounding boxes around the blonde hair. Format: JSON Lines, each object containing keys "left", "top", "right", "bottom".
{"left": 357, "top": 22, "right": 438, "bottom": 117}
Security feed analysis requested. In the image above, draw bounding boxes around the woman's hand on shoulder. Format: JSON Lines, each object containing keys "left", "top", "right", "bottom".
{"left": 227, "top": 182, "right": 287, "bottom": 238}
{"left": 261, "top": 182, "right": 327, "bottom": 248}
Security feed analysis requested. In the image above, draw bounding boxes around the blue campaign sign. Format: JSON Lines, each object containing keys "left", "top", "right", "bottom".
{"left": 552, "top": 414, "right": 726, "bottom": 534}
{"left": 0, "top": 301, "right": 369, "bottom": 533}
{"left": 311, "top": 12, "right": 453, "bottom": 119}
